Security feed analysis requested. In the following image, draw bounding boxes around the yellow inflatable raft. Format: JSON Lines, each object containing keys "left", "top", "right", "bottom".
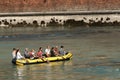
{"left": 15, "top": 52, "right": 72, "bottom": 65}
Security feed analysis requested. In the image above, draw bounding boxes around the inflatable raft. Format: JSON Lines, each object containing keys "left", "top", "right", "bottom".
{"left": 14, "top": 52, "right": 72, "bottom": 65}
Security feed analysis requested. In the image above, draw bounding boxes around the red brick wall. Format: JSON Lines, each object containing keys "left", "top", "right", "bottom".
{"left": 0, "top": 0, "right": 120, "bottom": 12}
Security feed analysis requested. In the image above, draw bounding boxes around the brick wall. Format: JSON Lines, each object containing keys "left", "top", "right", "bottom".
{"left": 0, "top": 0, "right": 120, "bottom": 12}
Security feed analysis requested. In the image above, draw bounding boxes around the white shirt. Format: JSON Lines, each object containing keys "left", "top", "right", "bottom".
{"left": 12, "top": 51, "right": 16, "bottom": 58}
{"left": 59, "top": 48, "right": 66, "bottom": 55}
{"left": 16, "top": 52, "right": 24, "bottom": 59}
{"left": 45, "top": 48, "right": 50, "bottom": 54}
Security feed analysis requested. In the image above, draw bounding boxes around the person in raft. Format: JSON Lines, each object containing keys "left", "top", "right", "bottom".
{"left": 29, "top": 49, "right": 36, "bottom": 59}
{"left": 12, "top": 48, "right": 17, "bottom": 64}
{"left": 54, "top": 46, "right": 60, "bottom": 56}
{"left": 12, "top": 48, "right": 24, "bottom": 59}
{"left": 12, "top": 48, "right": 16, "bottom": 59}
{"left": 12, "top": 48, "right": 24, "bottom": 64}
{"left": 16, "top": 48, "right": 25, "bottom": 59}
{"left": 36, "top": 47, "right": 43, "bottom": 58}
{"left": 50, "top": 47, "right": 56, "bottom": 57}
{"left": 24, "top": 48, "right": 30, "bottom": 58}
{"left": 59, "top": 46, "right": 66, "bottom": 55}
{"left": 45, "top": 46, "right": 51, "bottom": 57}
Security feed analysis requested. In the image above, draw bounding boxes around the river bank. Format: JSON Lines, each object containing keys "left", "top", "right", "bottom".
{"left": 0, "top": 11, "right": 120, "bottom": 29}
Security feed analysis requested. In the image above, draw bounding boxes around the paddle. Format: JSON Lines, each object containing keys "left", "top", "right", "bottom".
{"left": 42, "top": 57, "right": 49, "bottom": 63}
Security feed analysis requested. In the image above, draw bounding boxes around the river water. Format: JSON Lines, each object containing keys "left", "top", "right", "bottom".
{"left": 0, "top": 27, "right": 120, "bottom": 80}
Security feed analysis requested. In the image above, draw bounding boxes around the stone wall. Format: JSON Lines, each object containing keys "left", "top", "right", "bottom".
{"left": 0, "top": 0, "right": 120, "bottom": 12}
{"left": 0, "top": 14, "right": 120, "bottom": 29}
{"left": 0, "top": 0, "right": 120, "bottom": 29}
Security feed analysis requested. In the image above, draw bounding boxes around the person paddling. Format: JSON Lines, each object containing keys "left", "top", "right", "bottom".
{"left": 50, "top": 47, "right": 56, "bottom": 57}
{"left": 45, "top": 46, "right": 51, "bottom": 57}
{"left": 29, "top": 49, "right": 36, "bottom": 59}
{"left": 36, "top": 47, "right": 43, "bottom": 58}
{"left": 54, "top": 46, "right": 59, "bottom": 56}
{"left": 16, "top": 48, "right": 25, "bottom": 60}
{"left": 12, "top": 48, "right": 24, "bottom": 64}
{"left": 24, "top": 48, "right": 30, "bottom": 58}
{"left": 59, "top": 46, "right": 66, "bottom": 55}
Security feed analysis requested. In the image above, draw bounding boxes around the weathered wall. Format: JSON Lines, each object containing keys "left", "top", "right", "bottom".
{"left": 0, "top": 0, "right": 120, "bottom": 29}
{"left": 0, "top": 0, "right": 120, "bottom": 12}
{"left": 0, "top": 14, "right": 120, "bottom": 28}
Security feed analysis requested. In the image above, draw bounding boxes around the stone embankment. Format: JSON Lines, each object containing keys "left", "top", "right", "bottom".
{"left": 0, "top": 11, "right": 120, "bottom": 30}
